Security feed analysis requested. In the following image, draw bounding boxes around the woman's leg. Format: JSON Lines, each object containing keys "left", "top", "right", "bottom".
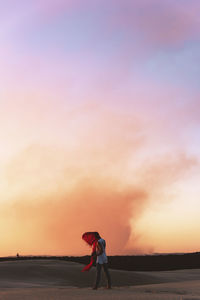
{"left": 93, "top": 263, "right": 102, "bottom": 289}
{"left": 102, "top": 263, "right": 111, "bottom": 288}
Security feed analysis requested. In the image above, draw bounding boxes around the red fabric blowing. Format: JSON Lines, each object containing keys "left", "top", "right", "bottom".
{"left": 82, "top": 232, "right": 97, "bottom": 246}
{"left": 82, "top": 232, "right": 98, "bottom": 272}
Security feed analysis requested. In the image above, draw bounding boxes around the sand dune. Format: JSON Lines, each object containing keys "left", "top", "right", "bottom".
{"left": 0, "top": 259, "right": 200, "bottom": 299}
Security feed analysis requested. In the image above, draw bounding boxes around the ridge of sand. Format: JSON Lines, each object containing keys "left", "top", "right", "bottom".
{"left": 0, "top": 259, "right": 200, "bottom": 299}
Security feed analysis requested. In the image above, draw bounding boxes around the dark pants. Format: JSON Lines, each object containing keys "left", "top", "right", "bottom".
{"left": 94, "top": 263, "right": 111, "bottom": 288}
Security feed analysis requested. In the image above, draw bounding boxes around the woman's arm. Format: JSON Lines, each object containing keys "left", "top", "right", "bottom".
{"left": 96, "top": 241, "right": 103, "bottom": 256}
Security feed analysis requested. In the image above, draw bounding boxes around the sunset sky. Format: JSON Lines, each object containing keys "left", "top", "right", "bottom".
{"left": 0, "top": 0, "right": 200, "bottom": 256}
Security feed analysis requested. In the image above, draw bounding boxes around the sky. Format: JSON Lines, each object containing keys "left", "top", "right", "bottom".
{"left": 0, "top": 0, "right": 200, "bottom": 256}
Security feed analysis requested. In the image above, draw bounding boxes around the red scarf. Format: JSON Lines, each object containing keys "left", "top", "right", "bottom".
{"left": 82, "top": 232, "right": 98, "bottom": 272}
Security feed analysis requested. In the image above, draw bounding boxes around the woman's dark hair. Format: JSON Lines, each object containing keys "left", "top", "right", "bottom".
{"left": 94, "top": 232, "right": 101, "bottom": 239}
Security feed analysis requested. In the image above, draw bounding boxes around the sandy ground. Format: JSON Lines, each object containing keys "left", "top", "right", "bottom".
{"left": 0, "top": 259, "right": 200, "bottom": 299}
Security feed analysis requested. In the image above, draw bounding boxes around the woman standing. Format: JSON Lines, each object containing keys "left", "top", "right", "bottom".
{"left": 82, "top": 231, "right": 111, "bottom": 289}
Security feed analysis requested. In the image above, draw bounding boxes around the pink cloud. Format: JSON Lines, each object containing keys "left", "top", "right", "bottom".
{"left": 2, "top": 0, "right": 200, "bottom": 50}
{"left": 106, "top": 0, "right": 200, "bottom": 48}
{"left": 34, "top": 0, "right": 82, "bottom": 18}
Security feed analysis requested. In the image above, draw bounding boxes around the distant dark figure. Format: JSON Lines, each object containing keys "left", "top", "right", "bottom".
{"left": 82, "top": 232, "right": 111, "bottom": 289}
{"left": 16, "top": 253, "right": 20, "bottom": 258}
